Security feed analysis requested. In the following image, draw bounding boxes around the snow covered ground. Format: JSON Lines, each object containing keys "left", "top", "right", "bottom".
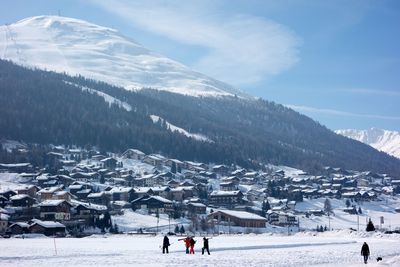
{"left": 1, "top": 231, "right": 399, "bottom": 267}
{"left": 296, "top": 197, "right": 400, "bottom": 232}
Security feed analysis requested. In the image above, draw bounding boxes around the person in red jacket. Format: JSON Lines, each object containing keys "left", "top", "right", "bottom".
{"left": 184, "top": 236, "right": 190, "bottom": 254}
{"left": 189, "top": 237, "right": 196, "bottom": 254}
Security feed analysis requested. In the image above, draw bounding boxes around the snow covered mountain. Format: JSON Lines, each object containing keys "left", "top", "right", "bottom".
{"left": 0, "top": 16, "right": 246, "bottom": 98}
{"left": 335, "top": 128, "right": 400, "bottom": 159}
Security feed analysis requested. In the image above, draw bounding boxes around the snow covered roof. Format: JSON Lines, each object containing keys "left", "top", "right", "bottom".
{"left": 39, "top": 199, "right": 71, "bottom": 207}
{"left": 0, "top": 213, "right": 9, "bottom": 220}
{"left": 212, "top": 210, "right": 267, "bottom": 221}
{"left": 10, "top": 222, "right": 29, "bottom": 228}
{"left": 10, "top": 194, "right": 31, "bottom": 200}
{"left": 30, "top": 219, "right": 65, "bottom": 228}
{"left": 72, "top": 200, "right": 107, "bottom": 211}
{"left": 87, "top": 192, "right": 105, "bottom": 198}
{"left": 38, "top": 186, "right": 61, "bottom": 194}
{"left": 210, "top": 190, "right": 241, "bottom": 196}
{"left": 0, "top": 163, "right": 31, "bottom": 168}
{"left": 109, "top": 187, "right": 133, "bottom": 193}
{"left": 149, "top": 196, "right": 172, "bottom": 204}
{"left": 188, "top": 202, "right": 206, "bottom": 208}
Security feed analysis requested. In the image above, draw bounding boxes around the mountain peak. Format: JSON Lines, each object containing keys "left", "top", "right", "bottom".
{"left": 336, "top": 128, "right": 400, "bottom": 159}
{"left": 0, "top": 15, "right": 247, "bottom": 98}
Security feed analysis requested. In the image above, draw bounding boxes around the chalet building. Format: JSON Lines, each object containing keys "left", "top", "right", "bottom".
{"left": 109, "top": 187, "right": 135, "bottom": 202}
{"left": 29, "top": 219, "right": 66, "bottom": 236}
{"left": 38, "top": 186, "right": 62, "bottom": 201}
{"left": 208, "top": 210, "right": 267, "bottom": 228}
{"left": 0, "top": 163, "right": 32, "bottom": 173}
{"left": 143, "top": 154, "right": 165, "bottom": 167}
{"left": 131, "top": 195, "right": 173, "bottom": 214}
{"left": 212, "top": 165, "right": 230, "bottom": 176}
{"left": 53, "top": 191, "right": 72, "bottom": 201}
{"left": 266, "top": 210, "right": 279, "bottom": 225}
{"left": 222, "top": 176, "right": 240, "bottom": 185}
{"left": 278, "top": 212, "right": 297, "bottom": 225}
{"left": 0, "top": 189, "right": 17, "bottom": 200}
{"left": 165, "top": 159, "right": 184, "bottom": 170}
{"left": 184, "top": 161, "right": 207, "bottom": 171}
{"left": 133, "top": 187, "right": 154, "bottom": 198}
{"left": 8, "top": 222, "right": 29, "bottom": 235}
{"left": 0, "top": 213, "right": 9, "bottom": 233}
{"left": 17, "top": 185, "right": 39, "bottom": 198}
{"left": 170, "top": 187, "right": 185, "bottom": 201}
{"left": 74, "top": 203, "right": 107, "bottom": 219}
{"left": 134, "top": 174, "right": 156, "bottom": 187}
{"left": 209, "top": 190, "right": 244, "bottom": 207}
{"left": 68, "top": 184, "right": 85, "bottom": 195}
{"left": 220, "top": 181, "right": 238, "bottom": 191}
{"left": 39, "top": 200, "right": 72, "bottom": 220}
{"left": 167, "top": 180, "right": 180, "bottom": 188}
{"left": 122, "top": 149, "right": 145, "bottom": 160}
{"left": 87, "top": 192, "right": 109, "bottom": 206}
{"left": 70, "top": 172, "right": 99, "bottom": 182}
{"left": 187, "top": 202, "right": 207, "bottom": 215}
{"left": 151, "top": 186, "right": 171, "bottom": 199}
{"left": 75, "top": 189, "right": 92, "bottom": 200}
{"left": 10, "top": 194, "right": 36, "bottom": 207}
{"left": 100, "top": 157, "right": 118, "bottom": 170}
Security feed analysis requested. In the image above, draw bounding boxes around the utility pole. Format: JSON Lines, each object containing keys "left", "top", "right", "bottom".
{"left": 357, "top": 214, "right": 359, "bottom": 231}
{"left": 328, "top": 212, "right": 331, "bottom": 231}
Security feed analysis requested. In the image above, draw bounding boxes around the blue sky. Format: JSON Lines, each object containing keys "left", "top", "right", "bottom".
{"left": 2, "top": 0, "right": 400, "bottom": 131}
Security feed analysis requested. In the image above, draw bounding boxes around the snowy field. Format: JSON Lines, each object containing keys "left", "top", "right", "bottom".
{"left": 1, "top": 232, "right": 399, "bottom": 267}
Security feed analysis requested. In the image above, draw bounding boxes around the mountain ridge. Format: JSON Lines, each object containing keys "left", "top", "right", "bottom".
{"left": 335, "top": 128, "right": 400, "bottom": 159}
{"left": 0, "top": 15, "right": 247, "bottom": 98}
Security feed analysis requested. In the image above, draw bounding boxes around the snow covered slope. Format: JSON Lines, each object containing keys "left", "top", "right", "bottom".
{"left": 0, "top": 16, "right": 246, "bottom": 98}
{"left": 335, "top": 128, "right": 400, "bottom": 159}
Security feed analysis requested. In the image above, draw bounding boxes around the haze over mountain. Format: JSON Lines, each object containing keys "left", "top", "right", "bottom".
{"left": 0, "top": 16, "right": 246, "bottom": 97}
{"left": 336, "top": 128, "right": 400, "bottom": 159}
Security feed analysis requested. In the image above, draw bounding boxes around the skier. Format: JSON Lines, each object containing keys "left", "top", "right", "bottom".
{"left": 189, "top": 237, "right": 196, "bottom": 254}
{"left": 361, "top": 242, "right": 370, "bottom": 264}
{"left": 162, "top": 235, "right": 170, "bottom": 254}
{"left": 202, "top": 237, "right": 211, "bottom": 255}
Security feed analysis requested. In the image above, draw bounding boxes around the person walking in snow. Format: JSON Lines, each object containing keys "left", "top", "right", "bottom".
{"left": 162, "top": 235, "right": 170, "bottom": 254}
{"left": 202, "top": 237, "right": 210, "bottom": 255}
{"left": 361, "top": 242, "right": 370, "bottom": 264}
{"left": 183, "top": 236, "right": 191, "bottom": 254}
{"left": 189, "top": 237, "right": 196, "bottom": 254}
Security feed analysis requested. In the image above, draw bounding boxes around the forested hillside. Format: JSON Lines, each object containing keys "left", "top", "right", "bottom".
{"left": 1, "top": 60, "right": 399, "bottom": 177}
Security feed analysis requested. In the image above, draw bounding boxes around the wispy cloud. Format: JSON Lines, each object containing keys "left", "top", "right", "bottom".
{"left": 89, "top": 0, "right": 301, "bottom": 86}
{"left": 287, "top": 104, "right": 400, "bottom": 121}
{"left": 338, "top": 88, "right": 400, "bottom": 97}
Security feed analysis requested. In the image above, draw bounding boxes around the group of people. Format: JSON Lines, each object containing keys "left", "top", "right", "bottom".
{"left": 164, "top": 236, "right": 373, "bottom": 264}
{"left": 162, "top": 235, "right": 211, "bottom": 255}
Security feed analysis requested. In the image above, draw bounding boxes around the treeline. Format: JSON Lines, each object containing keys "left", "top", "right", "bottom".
{"left": 1, "top": 59, "right": 400, "bottom": 177}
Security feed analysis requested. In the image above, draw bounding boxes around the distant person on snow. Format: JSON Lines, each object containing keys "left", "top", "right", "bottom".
{"left": 361, "top": 242, "right": 370, "bottom": 264}
{"left": 202, "top": 237, "right": 211, "bottom": 255}
{"left": 184, "top": 236, "right": 191, "bottom": 254}
{"left": 189, "top": 237, "right": 196, "bottom": 254}
{"left": 162, "top": 235, "right": 170, "bottom": 254}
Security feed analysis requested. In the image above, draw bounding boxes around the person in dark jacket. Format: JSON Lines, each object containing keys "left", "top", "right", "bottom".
{"left": 361, "top": 242, "right": 370, "bottom": 264}
{"left": 189, "top": 237, "right": 196, "bottom": 254}
{"left": 202, "top": 237, "right": 210, "bottom": 255}
{"left": 163, "top": 235, "right": 170, "bottom": 254}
